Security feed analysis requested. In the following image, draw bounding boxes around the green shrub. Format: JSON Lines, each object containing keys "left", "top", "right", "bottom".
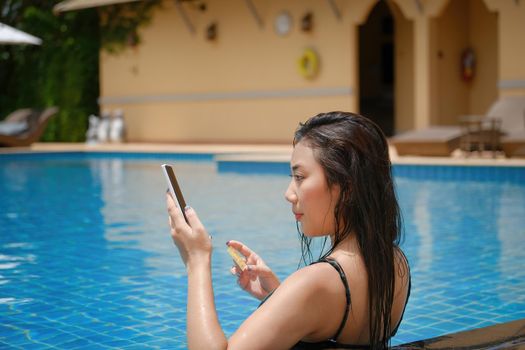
{"left": 0, "top": 0, "right": 160, "bottom": 142}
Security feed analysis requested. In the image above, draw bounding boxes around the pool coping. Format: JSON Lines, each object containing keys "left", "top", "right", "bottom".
{"left": 393, "top": 318, "right": 525, "bottom": 349}
{"left": 1, "top": 142, "right": 525, "bottom": 167}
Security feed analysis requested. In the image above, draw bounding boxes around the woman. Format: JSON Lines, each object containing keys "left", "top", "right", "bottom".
{"left": 166, "top": 111, "right": 411, "bottom": 349}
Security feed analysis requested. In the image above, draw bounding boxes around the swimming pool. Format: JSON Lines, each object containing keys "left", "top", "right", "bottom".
{"left": 1, "top": 153, "right": 524, "bottom": 349}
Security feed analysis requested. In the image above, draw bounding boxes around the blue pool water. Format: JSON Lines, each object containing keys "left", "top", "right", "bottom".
{"left": 1, "top": 153, "right": 524, "bottom": 349}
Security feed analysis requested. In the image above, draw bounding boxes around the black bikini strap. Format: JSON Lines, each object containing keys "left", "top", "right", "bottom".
{"left": 312, "top": 257, "right": 351, "bottom": 341}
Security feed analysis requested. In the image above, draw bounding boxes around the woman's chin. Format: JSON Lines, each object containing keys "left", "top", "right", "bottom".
{"left": 300, "top": 225, "right": 324, "bottom": 238}
{"left": 299, "top": 223, "right": 312, "bottom": 236}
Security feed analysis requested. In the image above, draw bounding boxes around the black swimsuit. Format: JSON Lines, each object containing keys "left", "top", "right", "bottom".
{"left": 259, "top": 256, "right": 411, "bottom": 349}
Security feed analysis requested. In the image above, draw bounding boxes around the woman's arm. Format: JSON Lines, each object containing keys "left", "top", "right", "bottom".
{"left": 186, "top": 253, "right": 227, "bottom": 350}
{"left": 166, "top": 194, "right": 227, "bottom": 349}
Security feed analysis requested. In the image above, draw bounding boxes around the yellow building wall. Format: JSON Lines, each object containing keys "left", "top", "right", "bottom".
{"left": 469, "top": 0, "right": 498, "bottom": 114}
{"left": 485, "top": 0, "right": 525, "bottom": 97}
{"left": 433, "top": 0, "right": 470, "bottom": 125}
{"left": 100, "top": 0, "right": 357, "bottom": 143}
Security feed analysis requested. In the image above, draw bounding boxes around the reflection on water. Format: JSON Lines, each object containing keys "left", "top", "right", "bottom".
{"left": 92, "top": 159, "right": 209, "bottom": 277}
{"left": 92, "top": 158, "right": 295, "bottom": 278}
{"left": 413, "top": 186, "right": 432, "bottom": 273}
{"left": 0, "top": 244, "right": 36, "bottom": 286}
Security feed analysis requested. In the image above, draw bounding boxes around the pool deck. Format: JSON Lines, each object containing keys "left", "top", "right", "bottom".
{"left": 1, "top": 142, "right": 525, "bottom": 167}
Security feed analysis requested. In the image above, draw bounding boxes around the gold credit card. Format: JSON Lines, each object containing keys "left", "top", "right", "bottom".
{"left": 227, "top": 246, "right": 247, "bottom": 271}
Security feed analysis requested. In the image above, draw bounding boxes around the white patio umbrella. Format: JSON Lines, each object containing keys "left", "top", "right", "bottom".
{"left": 54, "top": 0, "right": 143, "bottom": 13}
{"left": 0, "top": 22, "right": 42, "bottom": 45}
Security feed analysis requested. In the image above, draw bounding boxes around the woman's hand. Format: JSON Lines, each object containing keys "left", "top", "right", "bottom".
{"left": 166, "top": 193, "right": 212, "bottom": 268}
{"left": 227, "top": 240, "right": 281, "bottom": 300}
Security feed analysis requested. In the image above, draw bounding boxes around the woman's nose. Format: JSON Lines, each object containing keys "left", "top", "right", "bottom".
{"left": 285, "top": 181, "right": 297, "bottom": 204}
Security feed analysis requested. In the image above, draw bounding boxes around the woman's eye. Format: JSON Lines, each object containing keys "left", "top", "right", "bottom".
{"left": 293, "top": 174, "right": 304, "bottom": 182}
{"left": 288, "top": 173, "right": 304, "bottom": 182}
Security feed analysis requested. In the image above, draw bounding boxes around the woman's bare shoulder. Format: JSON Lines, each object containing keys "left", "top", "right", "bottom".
{"left": 264, "top": 261, "right": 349, "bottom": 317}
{"left": 277, "top": 261, "right": 342, "bottom": 295}
{"left": 280, "top": 261, "right": 350, "bottom": 317}
{"left": 291, "top": 259, "right": 359, "bottom": 285}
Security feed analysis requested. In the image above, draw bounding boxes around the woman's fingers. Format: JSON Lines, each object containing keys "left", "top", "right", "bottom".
{"left": 230, "top": 265, "right": 253, "bottom": 287}
{"left": 230, "top": 266, "right": 241, "bottom": 277}
{"left": 166, "top": 193, "right": 187, "bottom": 231}
{"left": 227, "top": 240, "right": 257, "bottom": 260}
{"left": 237, "top": 272, "right": 250, "bottom": 289}
{"left": 244, "top": 264, "right": 269, "bottom": 275}
{"left": 184, "top": 206, "right": 204, "bottom": 231}
{"left": 230, "top": 266, "right": 249, "bottom": 294}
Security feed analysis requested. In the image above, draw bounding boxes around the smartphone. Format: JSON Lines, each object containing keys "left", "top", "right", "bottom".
{"left": 161, "top": 164, "right": 188, "bottom": 223}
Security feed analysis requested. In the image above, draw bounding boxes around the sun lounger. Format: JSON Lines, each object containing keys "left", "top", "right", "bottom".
{"left": 0, "top": 107, "right": 58, "bottom": 147}
{"left": 3, "top": 108, "right": 34, "bottom": 123}
{"left": 392, "top": 96, "right": 525, "bottom": 157}
{"left": 486, "top": 96, "right": 525, "bottom": 132}
{"left": 502, "top": 130, "right": 525, "bottom": 157}
{"left": 390, "top": 126, "right": 462, "bottom": 156}
{"left": 486, "top": 96, "right": 525, "bottom": 157}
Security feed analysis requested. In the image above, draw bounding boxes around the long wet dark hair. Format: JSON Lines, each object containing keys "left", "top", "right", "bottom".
{"left": 293, "top": 111, "right": 402, "bottom": 349}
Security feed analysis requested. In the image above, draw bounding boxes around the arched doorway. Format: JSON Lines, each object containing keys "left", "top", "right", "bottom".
{"left": 359, "top": 1, "right": 395, "bottom": 136}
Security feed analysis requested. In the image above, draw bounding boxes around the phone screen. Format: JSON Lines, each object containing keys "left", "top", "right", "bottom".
{"left": 162, "top": 164, "right": 188, "bottom": 223}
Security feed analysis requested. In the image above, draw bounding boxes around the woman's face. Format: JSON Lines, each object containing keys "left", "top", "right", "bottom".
{"left": 285, "top": 141, "right": 340, "bottom": 237}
